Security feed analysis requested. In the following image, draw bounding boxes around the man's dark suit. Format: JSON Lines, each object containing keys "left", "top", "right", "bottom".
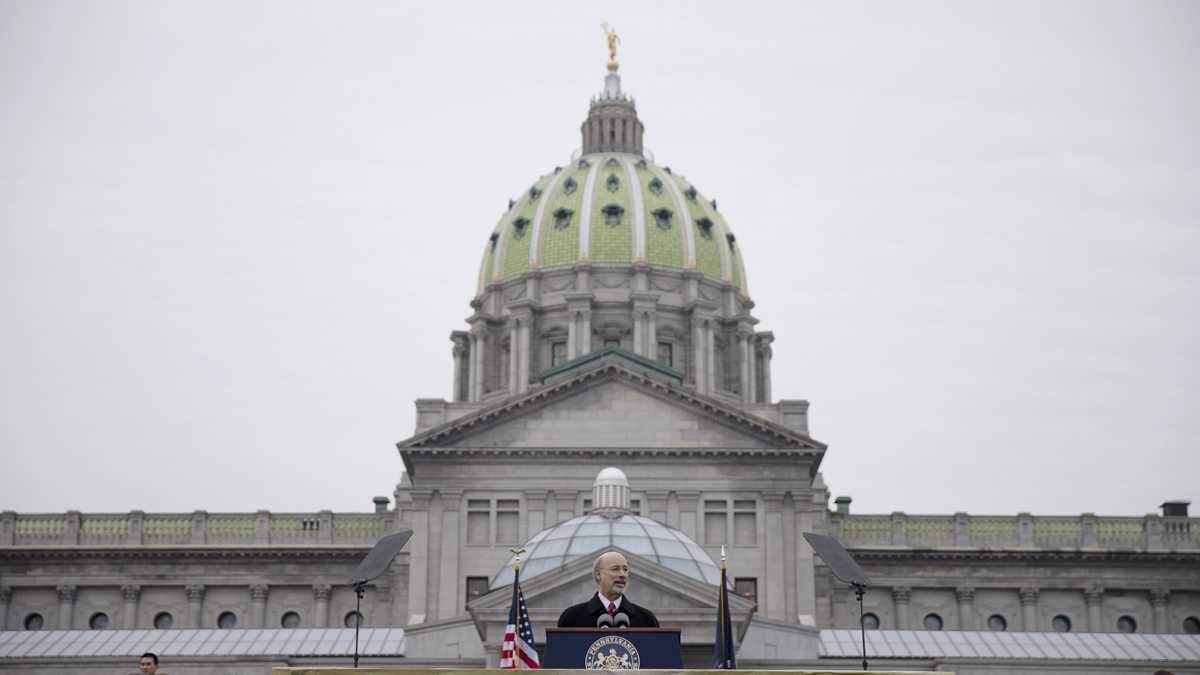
{"left": 556, "top": 594, "right": 660, "bottom": 628}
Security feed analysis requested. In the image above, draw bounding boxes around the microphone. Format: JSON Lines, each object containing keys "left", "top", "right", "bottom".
{"left": 613, "top": 612, "right": 630, "bottom": 628}
{"left": 596, "top": 613, "right": 614, "bottom": 629}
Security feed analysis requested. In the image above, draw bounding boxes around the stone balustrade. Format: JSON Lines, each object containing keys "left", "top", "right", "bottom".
{"left": 831, "top": 511, "right": 1199, "bottom": 550}
{"left": 0, "top": 510, "right": 393, "bottom": 547}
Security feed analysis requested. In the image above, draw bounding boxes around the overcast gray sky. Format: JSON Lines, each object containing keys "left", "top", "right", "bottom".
{"left": 2, "top": 1, "right": 1197, "bottom": 517}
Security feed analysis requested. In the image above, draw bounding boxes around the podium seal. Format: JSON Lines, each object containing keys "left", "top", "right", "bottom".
{"left": 584, "top": 634, "right": 641, "bottom": 670}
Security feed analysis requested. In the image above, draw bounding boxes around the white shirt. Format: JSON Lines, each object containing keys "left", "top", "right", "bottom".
{"left": 597, "top": 592, "right": 623, "bottom": 612}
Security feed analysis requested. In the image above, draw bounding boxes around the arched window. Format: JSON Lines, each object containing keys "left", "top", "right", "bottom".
{"left": 1117, "top": 615, "right": 1137, "bottom": 633}
{"left": 923, "top": 613, "right": 943, "bottom": 631}
{"left": 1052, "top": 615, "right": 1072, "bottom": 632}
{"left": 24, "top": 613, "right": 43, "bottom": 631}
{"left": 1185, "top": 616, "right": 1200, "bottom": 634}
{"left": 602, "top": 204, "right": 624, "bottom": 226}
{"left": 89, "top": 612, "right": 110, "bottom": 630}
{"left": 553, "top": 208, "right": 574, "bottom": 230}
{"left": 217, "top": 611, "right": 238, "bottom": 629}
{"left": 861, "top": 613, "right": 880, "bottom": 630}
{"left": 345, "top": 610, "right": 364, "bottom": 628}
{"left": 987, "top": 614, "right": 1008, "bottom": 632}
{"left": 652, "top": 208, "right": 673, "bottom": 230}
{"left": 153, "top": 612, "right": 174, "bottom": 630}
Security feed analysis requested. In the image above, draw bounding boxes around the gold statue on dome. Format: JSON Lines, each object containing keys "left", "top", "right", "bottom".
{"left": 601, "top": 22, "right": 620, "bottom": 70}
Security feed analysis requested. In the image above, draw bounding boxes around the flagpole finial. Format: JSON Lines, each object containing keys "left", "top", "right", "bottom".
{"left": 720, "top": 544, "right": 726, "bottom": 565}
{"left": 510, "top": 547, "right": 526, "bottom": 570}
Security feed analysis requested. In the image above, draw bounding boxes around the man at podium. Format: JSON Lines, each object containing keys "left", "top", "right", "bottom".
{"left": 557, "top": 551, "right": 660, "bottom": 628}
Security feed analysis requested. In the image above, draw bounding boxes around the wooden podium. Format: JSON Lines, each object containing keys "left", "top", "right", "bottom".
{"left": 543, "top": 627, "right": 683, "bottom": 669}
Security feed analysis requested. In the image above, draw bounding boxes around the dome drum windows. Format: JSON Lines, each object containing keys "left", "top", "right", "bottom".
{"left": 605, "top": 174, "right": 621, "bottom": 192}
{"left": 552, "top": 208, "right": 574, "bottom": 230}
{"left": 651, "top": 208, "right": 673, "bottom": 230}
{"left": 602, "top": 204, "right": 624, "bottom": 226}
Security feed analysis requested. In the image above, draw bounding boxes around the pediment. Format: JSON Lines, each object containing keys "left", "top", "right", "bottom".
{"left": 399, "top": 358, "right": 823, "bottom": 454}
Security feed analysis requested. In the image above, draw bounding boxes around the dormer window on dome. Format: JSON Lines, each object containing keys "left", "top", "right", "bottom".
{"left": 605, "top": 157, "right": 620, "bottom": 167}
{"left": 578, "top": 158, "right": 591, "bottom": 169}
{"left": 602, "top": 203, "right": 624, "bottom": 225}
{"left": 726, "top": 232, "right": 736, "bottom": 249}
{"left": 563, "top": 177, "right": 578, "bottom": 195}
{"left": 606, "top": 174, "right": 620, "bottom": 192}
{"left": 652, "top": 207, "right": 673, "bottom": 230}
{"left": 685, "top": 186, "right": 698, "bottom": 201}
{"left": 696, "top": 217, "right": 714, "bottom": 239}
{"left": 529, "top": 186, "right": 542, "bottom": 200}
{"left": 513, "top": 217, "right": 530, "bottom": 239}
{"left": 648, "top": 177, "right": 663, "bottom": 196}
{"left": 711, "top": 199, "right": 718, "bottom": 211}
{"left": 552, "top": 208, "right": 574, "bottom": 229}
{"left": 489, "top": 232, "right": 499, "bottom": 249}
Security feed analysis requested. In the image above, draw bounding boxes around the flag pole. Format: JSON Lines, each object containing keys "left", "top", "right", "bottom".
{"left": 510, "top": 547, "right": 525, "bottom": 670}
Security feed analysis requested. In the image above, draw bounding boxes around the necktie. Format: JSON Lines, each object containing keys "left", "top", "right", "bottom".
{"left": 607, "top": 602, "right": 616, "bottom": 615}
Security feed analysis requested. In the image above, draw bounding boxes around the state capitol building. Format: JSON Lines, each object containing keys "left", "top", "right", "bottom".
{"left": 1, "top": 43, "right": 1198, "bottom": 675}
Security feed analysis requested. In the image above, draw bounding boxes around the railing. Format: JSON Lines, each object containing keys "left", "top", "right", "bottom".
{"left": 830, "top": 511, "right": 1198, "bottom": 551}
{"left": 0, "top": 510, "right": 393, "bottom": 547}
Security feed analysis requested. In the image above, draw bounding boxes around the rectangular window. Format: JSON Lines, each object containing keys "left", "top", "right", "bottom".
{"left": 583, "top": 498, "right": 593, "bottom": 512}
{"left": 734, "top": 577, "right": 757, "bottom": 601}
{"left": 657, "top": 341, "right": 673, "bottom": 368}
{"left": 629, "top": 498, "right": 641, "bottom": 513}
{"left": 496, "top": 499, "right": 520, "bottom": 544}
{"left": 705, "top": 499, "right": 727, "bottom": 545}
{"left": 467, "top": 499, "right": 490, "bottom": 545}
{"left": 551, "top": 341, "right": 567, "bottom": 367}
{"left": 466, "top": 576, "right": 490, "bottom": 602}
{"left": 734, "top": 500, "right": 757, "bottom": 546}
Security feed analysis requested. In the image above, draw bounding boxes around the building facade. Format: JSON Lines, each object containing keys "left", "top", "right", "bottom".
{"left": 2, "top": 51, "right": 1199, "bottom": 675}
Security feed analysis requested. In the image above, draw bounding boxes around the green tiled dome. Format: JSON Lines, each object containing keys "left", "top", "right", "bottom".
{"left": 477, "top": 154, "right": 749, "bottom": 296}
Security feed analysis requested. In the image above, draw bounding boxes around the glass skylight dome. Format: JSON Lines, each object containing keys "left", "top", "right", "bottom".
{"left": 489, "top": 513, "right": 722, "bottom": 590}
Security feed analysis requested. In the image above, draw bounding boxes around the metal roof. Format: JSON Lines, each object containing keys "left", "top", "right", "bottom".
{"left": 0, "top": 628, "right": 404, "bottom": 659}
{"left": 820, "top": 629, "right": 1200, "bottom": 662}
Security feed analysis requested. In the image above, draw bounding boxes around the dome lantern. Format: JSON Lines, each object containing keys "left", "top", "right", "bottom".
{"left": 592, "top": 467, "right": 631, "bottom": 516}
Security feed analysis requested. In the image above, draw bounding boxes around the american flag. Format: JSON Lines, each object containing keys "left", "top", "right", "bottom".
{"left": 499, "top": 565, "right": 540, "bottom": 669}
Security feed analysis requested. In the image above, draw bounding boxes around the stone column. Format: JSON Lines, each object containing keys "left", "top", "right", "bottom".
{"left": 186, "top": 585, "right": 205, "bottom": 628}
{"left": 121, "top": 585, "right": 140, "bottom": 629}
{"left": 0, "top": 511, "right": 15, "bottom": 546}
{"left": 467, "top": 332, "right": 479, "bottom": 402}
{"left": 1151, "top": 589, "right": 1170, "bottom": 633}
{"left": 738, "top": 331, "right": 751, "bottom": 403}
{"left": 0, "top": 586, "right": 11, "bottom": 630}
{"left": 1084, "top": 586, "right": 1103, "bottom": 632}
{"left": 190, "top": 510, "right": 208, "bottom": 544}
{"left": 700, "top": 319, "right": 710, "bottom": 389}
{"left": 691, "top": 319, "right": 707, "bottom": 393}
{"left": 313, "top": 584, "right": 332, "bottom": 628}
{"left": 56, "top": 585, "right": 77, "bottom": 629}
{"left": 579, "top": 310, "right": 592, "bottom": 356}
{"left": 762, "top": 494, "right": 785, "bottom": 621}
{"left": 451, "top": 340, "right": 467, "bottom": 402}
{"left": 249, "top": 584, "right": 269, "bottom": 628}
{"left": 633, "top": 311, "right": 644, "bottom": 357}
{"left": 956, "top": 587, "right": 976, "bottom": 630}
{"left": 757, "top": 333, "right": 774, "bottom": 403}
{"left": 892, "top": 587, "right": 911, "bottom": 630}
{"left": 890, "top": 512, "right": 908, "bottom": 547}
{"left": 1019, "top": 587, "right": 1039, "bottom": 631}
{"left": 436, "top": 491, "right": 463, "bottom": 619}
{"left": 646, "top": 311, "right": 657, "bottom": 356}
{"left": 508, "top": 322, "right": 520, "bottom": 395}
{"left": 831, "top": 588, "right": 850, "bottom": 629}
{"left": 567, "top": 313, "right": 578, "bottom": 360}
